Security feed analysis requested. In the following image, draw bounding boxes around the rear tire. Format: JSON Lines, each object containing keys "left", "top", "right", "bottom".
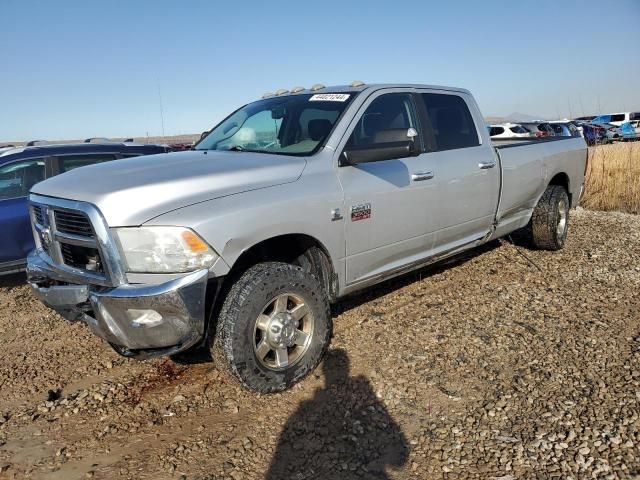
{"left": 529, "top": 185, "right": 570, "bottom": 250}
{"left": 213, "top": 262, "right": 332, "bottom": 393}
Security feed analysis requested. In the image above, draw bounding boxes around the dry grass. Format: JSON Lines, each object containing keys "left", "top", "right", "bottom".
{"left": 582, "top": 142, "right": 640, "bottom": 214}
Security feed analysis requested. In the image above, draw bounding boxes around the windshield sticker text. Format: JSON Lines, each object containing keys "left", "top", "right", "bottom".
{"left": 309, "top": 94, "right": 350, "bottom": 102}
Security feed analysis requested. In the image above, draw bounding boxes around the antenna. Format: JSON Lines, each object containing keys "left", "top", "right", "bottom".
{"left": 157, "top": 81, "right": 166, "bottom": 138}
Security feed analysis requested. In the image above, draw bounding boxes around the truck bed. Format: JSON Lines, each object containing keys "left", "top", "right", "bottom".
{"left": 490, "top": 135, "right": 587, "bottom": 239}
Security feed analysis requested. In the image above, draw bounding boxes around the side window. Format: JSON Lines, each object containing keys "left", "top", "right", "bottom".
{"left": 58, "top": 154, "right": 117, "bottom": 173}
{"left": 490, "top": 127, "right": 504, "bottom": 136}
{"left": 420, "top": 93, "right": 480, "bottom": 151}
{"left": 0, "top": 158, "right": 45, "bottom": 200}
{"left": 347, "top": 93, "right": 418, "bottom": 148}
{"left": 630, "top": 113, "right": 640, "bottom": 121}
{"left": 610, "top": 114, "right": 625, "bottom": 122}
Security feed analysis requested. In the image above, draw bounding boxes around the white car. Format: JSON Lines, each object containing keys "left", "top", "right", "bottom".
{"left": 489, "top": 123, "right": 533, "bottom": 139}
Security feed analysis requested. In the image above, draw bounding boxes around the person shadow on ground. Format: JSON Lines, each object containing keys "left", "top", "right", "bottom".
{"left": 265, "top": 349, "right": 409, "bottom": 480}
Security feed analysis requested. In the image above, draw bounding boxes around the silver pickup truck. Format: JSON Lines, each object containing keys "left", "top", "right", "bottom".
{"left": 27, "top": 83, "right": 587, "bottom": 392}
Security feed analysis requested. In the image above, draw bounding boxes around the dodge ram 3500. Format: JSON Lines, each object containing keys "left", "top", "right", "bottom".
{"left": 27, "top": 83, "right": 587, "bottom": 392}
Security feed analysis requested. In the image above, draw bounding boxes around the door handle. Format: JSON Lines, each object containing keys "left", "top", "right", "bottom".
{"left": 479, "top": 161, "right": 496, "bottom": 169}
{"left": 411, "top": 171, "right": 434, "bottom": 181}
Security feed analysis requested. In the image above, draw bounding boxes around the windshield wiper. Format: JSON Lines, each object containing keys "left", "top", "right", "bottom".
{"left": 227, "top": 145, "right": 246, "bottom": 151}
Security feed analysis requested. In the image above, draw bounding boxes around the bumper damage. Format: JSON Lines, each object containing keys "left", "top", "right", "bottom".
{"left": 27, "top": 250, "right": 208, "bottom": 358}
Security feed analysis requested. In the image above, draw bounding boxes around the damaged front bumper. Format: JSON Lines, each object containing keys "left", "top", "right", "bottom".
{"left": 27, "top": 250, "right": 208, "bottom": 358}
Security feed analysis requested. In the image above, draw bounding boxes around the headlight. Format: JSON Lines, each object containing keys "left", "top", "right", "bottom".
{"left": 113, "top": 226, "right": 218, "bottom": 273}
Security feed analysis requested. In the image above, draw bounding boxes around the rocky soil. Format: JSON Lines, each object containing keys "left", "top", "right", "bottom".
{"left": 0, "top": 208, "right": 639, "bottom": 479}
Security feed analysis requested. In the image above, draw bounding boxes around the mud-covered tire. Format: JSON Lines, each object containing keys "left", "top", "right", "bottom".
{"left": 529, "top": 185, "right": 570, "bottom": 250}
{"left": 213, "top": 262, "right": 332, "bottom": 393}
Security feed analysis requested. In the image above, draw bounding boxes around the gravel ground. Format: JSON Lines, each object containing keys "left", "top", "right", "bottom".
{"left": 0, "top": 207, "right": 639, "bottom": 479}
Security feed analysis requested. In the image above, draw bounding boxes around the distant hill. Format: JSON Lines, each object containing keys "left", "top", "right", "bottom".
{"left": 485, "top": 112, "right": 548, "bottom": 124}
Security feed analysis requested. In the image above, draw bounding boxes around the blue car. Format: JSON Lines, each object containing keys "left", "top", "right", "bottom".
{"left": 0, "top": 142, "right": 171, "bottom": 274}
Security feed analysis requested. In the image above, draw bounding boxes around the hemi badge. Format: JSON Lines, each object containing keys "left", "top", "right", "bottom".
{"left": 350, "top": 203, "right": 371, "bottom": 221}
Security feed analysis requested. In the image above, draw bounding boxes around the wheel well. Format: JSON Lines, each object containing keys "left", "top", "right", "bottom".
{"left": 549, "top": 172, "right": 571, "bottom": 205}
{"left": 226, "top": 234, "right": 337, "bottom": 302}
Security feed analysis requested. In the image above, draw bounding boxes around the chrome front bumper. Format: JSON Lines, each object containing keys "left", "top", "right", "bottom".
{"left": 27, "top": 250, "right": 208, "bottom": 358}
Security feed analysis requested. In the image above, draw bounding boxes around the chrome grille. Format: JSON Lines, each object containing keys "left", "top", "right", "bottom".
{"left": 54, "top": 210, "right": 95, "bottom": 238}
{"left": 32, "top": 205, "right": 46, "bottom": 225}
{"left": 31, "top": 202, "right": 106, "bottom": 277}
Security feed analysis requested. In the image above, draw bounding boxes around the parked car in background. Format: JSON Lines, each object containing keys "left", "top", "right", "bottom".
{"left": 579, "top": 123, "right": 608, "bottom": 146}
{"left": 489, "top": 123, "right": 532, "bottom": 139}
{"left": 591, "top": 112, "right": 640, "bottom": 127}
{"left": 520, "top": 122, "right": 556, "bottom": 138}
{"left": 621, "top": 121, "right": 640, "bottom": 141}
{"left": 592, "top": 122, "right": 622, "bottom": 142}
{"left": 550, "top": 122, "right": 580, "bottom": 137}
{"left": 0, "top": 142, "right": 170, "bottom": 274}
{"left": 574, "top": 115, "right": 596, "bottom": 122}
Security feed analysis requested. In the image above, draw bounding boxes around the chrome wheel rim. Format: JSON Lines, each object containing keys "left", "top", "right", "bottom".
{"left": 253, "top": 293, "right": 314, "bottom": 371}
{"left": 557, "top": 199, "right": 568, "bottom": 237}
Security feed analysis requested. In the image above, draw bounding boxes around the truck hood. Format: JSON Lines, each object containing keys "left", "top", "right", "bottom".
{"left": 31, "top": 150, "right": 306, "bottom": 226}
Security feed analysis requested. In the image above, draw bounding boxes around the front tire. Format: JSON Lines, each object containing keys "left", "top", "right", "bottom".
{"left": 529, "top": 185, "right": 570, "bottom": 250}
{"left": 214, "top": 262, "right": 332, "bottom": 393}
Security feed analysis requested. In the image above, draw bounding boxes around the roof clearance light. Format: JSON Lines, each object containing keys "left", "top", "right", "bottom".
{"left": 310, "top": 84, "right": 326, "bottom": 91}
{"left": 262, "top": 92, "right": 274, "bottom": 99}
{"left": 275, "top": 89, "right": 289, "bottom": 96}
{"left": 350, "top": 80, "right": 365, "bottom": 87}
{"left": 291, "top": 86, "right": 305, "bottom": 93}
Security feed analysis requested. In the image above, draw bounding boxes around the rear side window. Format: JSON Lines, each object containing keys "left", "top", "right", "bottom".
{"left": 490, "top": 127, "right": 504, "bottom": 136}
{"left": 610, "top": 114, "right": 625, "bottom": 122}
{"left": 58, "top": 154, "right": 117, "bottom": 173}
{"left": 510, "top": 126, "right": 527, "bottom": 134}
{"left": 0, "top": 158, "right": 45, "bottom": 200}
{"left": 630, "top": 113, "right": 640, "bottom": 121}
{"left": 419, "top": 93, "right": 479, "bottom": 151}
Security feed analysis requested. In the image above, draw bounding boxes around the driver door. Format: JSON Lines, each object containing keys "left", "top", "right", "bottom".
{"left": 336, "top": 90, "right": 440, "bottom": 285}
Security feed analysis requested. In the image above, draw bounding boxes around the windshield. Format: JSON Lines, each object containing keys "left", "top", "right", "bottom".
{"left": 195, "top": 93, "right": 354, "bottom": 156}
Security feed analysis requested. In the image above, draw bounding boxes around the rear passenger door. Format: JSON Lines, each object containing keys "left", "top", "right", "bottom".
{"left": 416, "top": 91, "right": 500, "bottom": 254}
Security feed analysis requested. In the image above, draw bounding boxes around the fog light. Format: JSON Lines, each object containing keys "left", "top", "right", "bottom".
{"left": 127, "top": 309, "right": 163, "bottom": 327}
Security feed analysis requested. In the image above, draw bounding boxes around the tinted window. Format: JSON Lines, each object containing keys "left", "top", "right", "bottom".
{"left": 510, "top": 126, "right": 527, "bottom": 134}
{"left": 347, "top": 93, "right": 418, "bottom": 148}
{"left": 59, "top": 154, "right": 117, "bottom": 173}
{"left": 0, "top": 159, "right": 45, "bottom": 200}
{"left": 630, "top": 113, "right": 640, "bottom": 121}
{"left": 490, "top": 127, "right": 505, "bottom": 136}
{"left": 420, "top": 93, "right": 479, "bottom": 151}
{"left": 610, "top": 114, "right": 625, "bottom": 122}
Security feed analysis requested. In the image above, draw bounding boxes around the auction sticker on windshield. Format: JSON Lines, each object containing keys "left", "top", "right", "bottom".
{"left": 309, "top": 93, "right": 350, "bottom": 102}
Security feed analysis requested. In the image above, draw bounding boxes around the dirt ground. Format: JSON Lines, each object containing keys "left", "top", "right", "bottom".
{"left": 0, "top": 207, "right": 639, "bottom": 480}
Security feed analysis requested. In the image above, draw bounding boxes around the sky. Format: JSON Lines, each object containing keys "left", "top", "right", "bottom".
{"left": 1, "top": 0, "right": 639, "bottom": 141}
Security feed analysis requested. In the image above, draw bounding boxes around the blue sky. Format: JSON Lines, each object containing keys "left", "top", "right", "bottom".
{"left": 1, "top": 0, "right": 639, "bottom": 140}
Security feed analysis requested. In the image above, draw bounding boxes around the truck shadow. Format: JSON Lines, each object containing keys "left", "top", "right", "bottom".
{"left": 264, "top": 348, "right": 409, "bottom": 479}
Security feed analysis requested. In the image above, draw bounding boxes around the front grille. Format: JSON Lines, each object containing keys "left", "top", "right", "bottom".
{"left": 60, "top": 243, "right": 104, "bottom": 273}
{"left": 54, "top": 210, "right": 94, "bottom": 238}
{"left": 32, "top": 205, "right": 46, "bottom": 225}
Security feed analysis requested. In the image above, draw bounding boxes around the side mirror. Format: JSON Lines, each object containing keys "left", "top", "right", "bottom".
{"left": 341, "top": 128, "right": 419, "bottom": 166}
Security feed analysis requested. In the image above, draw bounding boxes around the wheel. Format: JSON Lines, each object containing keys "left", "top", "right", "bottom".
{"left": 529, "top": 185, "right": 570, "bottom": 250}
{"left": 214, "top": 262, "right": 332, "bottom": 393}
